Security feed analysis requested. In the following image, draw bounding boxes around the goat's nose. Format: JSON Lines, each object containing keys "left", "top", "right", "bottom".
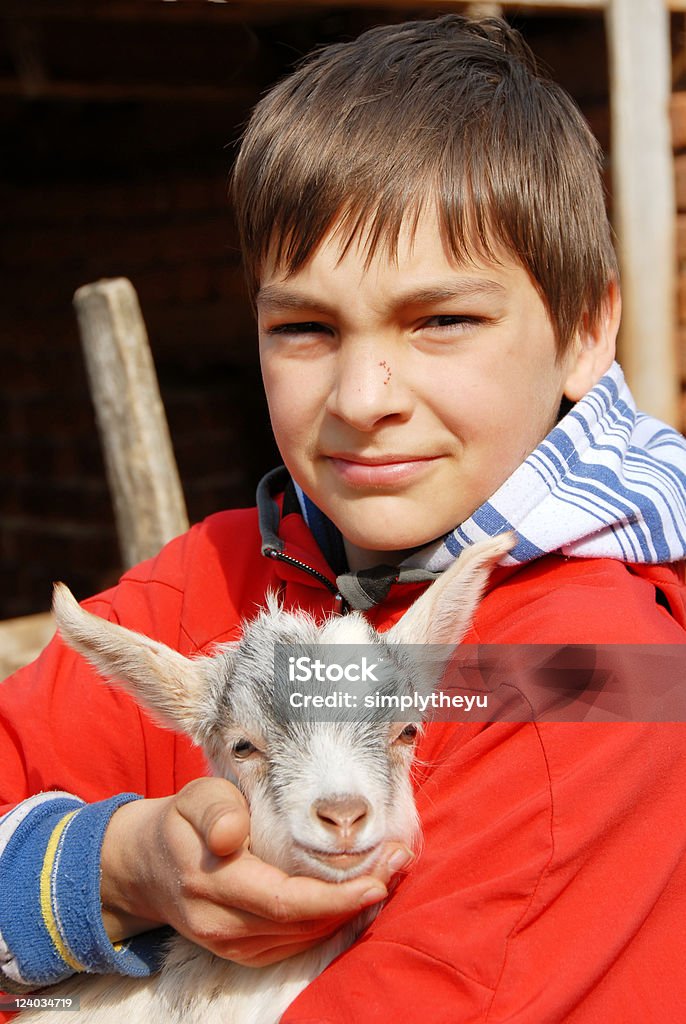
{"left": 314, "top": 795, "right": 370, "bottom": 839}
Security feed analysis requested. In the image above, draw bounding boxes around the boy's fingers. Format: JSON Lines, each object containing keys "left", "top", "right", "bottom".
{"left": 229, "top": 862, "right": 386, "bottom": 922}
{"left": 226, "top": 937, "right": 338, "bottom": 968}
{"left": 368, "top": 842, "right": 416, "bottom": 884}
{"left": 213, "top": 922, "right": 349, "bottom": 966}
{"left": 224, "top": 843, "right": 415, "bottom": 923}
{"left": 174, "top": 777, "right": 250, "bottom": 856}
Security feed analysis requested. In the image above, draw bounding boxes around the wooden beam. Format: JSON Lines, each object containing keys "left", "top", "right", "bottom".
{"left": 6, "top": 18, "right": 48, "bottom": 97}
{"left": 676, "top": 154, "right": 686, "bottom": 211}
{"left": 606, "top": 0, "right": 678, "bottom": 424}
{"left": 671, "top": 92, "right": 686, "bottom": 152}
{"left": 228, "top": 0, "right": 609, "bottom": 7}
{"left": 0, "top": 78, "right": 255, "bottom": 103}
{"left": 465, "top": 2, "right": 504, "bottom": 15}
{"left": 1, "top": 0, "right": 609, "bottom": 18}
{"left": 222, "top": 0, "right": 608, "bottom": 7}
{"left": 73, "top": 278, "right": 189, "bottom": 569}
{"left": 677, "top": 214, "right": 686, "bottom": 258}
{"left": 0, "top": 1, "right": 261, "bottom": 22}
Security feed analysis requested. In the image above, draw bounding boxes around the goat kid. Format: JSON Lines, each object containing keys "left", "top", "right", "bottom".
{"left": 22, "top": 534, "right": 512, "bottom": 1024}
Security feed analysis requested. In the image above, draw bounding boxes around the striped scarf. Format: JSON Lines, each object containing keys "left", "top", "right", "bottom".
{"left": 297, "top": 362, "right": 686, "bottom": 571}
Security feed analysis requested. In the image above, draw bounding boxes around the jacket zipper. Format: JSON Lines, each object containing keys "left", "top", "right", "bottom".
{"left": 264, "top": 547, "right": 349, "bottom": 614}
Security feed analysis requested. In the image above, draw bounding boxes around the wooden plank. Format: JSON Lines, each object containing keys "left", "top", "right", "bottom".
{"left": 677, "top": 325, "right": 686, "bottom": 375}
{"left": 2, "top": 0, "right": 610, "bottom": 12}
{"left": 677, "top": 213, "right": 686, "bottom": 260}
{"left": 605, "top": 0, "right": 678, "bottom": 424}
{"left": 0, "top": 612, "right": 54, "bottom": 682}
{"left": 676, "top": 154, "right": 686, "bottom": 212}
{"left": 228, "top": 0, "right": 609, "bottom": 7}
{"left": 671, "top": 93, "right": 686, "bottom": 151}
{"left": 73, "top": 278, "right": 190, "bottom": 569}
{"left": 2, "top": 0, "right": 609, "bottom": 14}
{"left": 3, "top": 214, "right": 234, "bottom": 270}
{"left": 0, "top": 1, "right": 271, "bottom": 22}
{"left": 0, "top": 79, "right": 255, "bottom": 103}
{"left": 233, "top": 0, "right": 609, "bottom": 7}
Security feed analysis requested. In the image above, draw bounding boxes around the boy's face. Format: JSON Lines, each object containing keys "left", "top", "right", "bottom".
{"left": 257, "top": 210, "right": 606, "bottom": 571}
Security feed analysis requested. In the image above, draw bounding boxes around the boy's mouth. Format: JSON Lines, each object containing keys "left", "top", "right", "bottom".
{"left": 326, "top": 454, "right": 439, "bottom": 488}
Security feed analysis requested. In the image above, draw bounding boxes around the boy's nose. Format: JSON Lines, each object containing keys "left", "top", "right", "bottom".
{"left": 327, "top": 343, "right": 412, "bottom": 430}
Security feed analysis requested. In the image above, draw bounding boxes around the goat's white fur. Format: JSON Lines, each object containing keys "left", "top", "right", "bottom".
{"left": 23, "top": 533, "right": 513, "bottom": 1024}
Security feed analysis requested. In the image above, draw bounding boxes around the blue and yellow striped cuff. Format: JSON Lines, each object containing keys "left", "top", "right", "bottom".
{"left": 0, "top": 792, "right": 166, "bottom": 990}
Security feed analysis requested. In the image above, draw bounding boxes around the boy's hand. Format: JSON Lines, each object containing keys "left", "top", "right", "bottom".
{"left": 100, "top": 777, "right": 412, "bottom": 967}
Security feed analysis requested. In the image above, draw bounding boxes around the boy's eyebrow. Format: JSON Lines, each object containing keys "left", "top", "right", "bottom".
{"left": 256, "top": 286, "right": 335, "bottom": 315}
{"left": 256, "top": 278, "right": 506, "bottom": 314}
{"left": 389, "top": 279, "right": 507, "bottom": 306}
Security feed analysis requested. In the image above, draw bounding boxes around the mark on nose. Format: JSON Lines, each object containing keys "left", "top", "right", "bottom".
{"left": 314, "top": 795, "right": 370, "bottom": 839}
{"left": 378, "top": 360, "right": 392, "bottom": 385}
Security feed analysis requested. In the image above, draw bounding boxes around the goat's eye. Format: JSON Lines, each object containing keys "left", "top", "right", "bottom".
{"left": 232, "top": 739, "right": 258, "bottom": 760}
{"left": 396, "top": 724, "right": 419, "bottom": 744}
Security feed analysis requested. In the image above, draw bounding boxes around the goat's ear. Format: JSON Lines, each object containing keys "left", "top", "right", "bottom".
{"left": 385, "top": 534, "right": 514, "bottom": 646}
{"left": 52, "top": 583, "right": 224, "bottom": 737}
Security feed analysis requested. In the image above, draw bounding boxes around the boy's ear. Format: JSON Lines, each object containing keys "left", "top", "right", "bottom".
{"left": 52, "top": 583, "right": 224, "bottom": 738}
{"left": 563, "top": 278, "right": 621, "bottom": 404}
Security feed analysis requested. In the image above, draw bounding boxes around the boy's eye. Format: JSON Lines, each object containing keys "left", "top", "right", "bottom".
{"left": 267, "top": 321, "right": 333, "bottom": 337}
{"left": 422, "top": 315, "right": 481, "bottom": 331}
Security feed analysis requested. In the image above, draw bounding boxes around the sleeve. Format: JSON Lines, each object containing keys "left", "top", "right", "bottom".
{"left": 0, "top": 793, "right": 166, "bottom": 994}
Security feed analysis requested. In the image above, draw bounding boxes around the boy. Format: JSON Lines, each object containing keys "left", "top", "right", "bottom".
{"left": 3, "top": 13, "right": 686, "bottom": 1022}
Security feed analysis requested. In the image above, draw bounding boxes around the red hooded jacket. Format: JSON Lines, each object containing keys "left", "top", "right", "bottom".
{"left": 2, "top": 499, "right": 686, "bottom": 1023}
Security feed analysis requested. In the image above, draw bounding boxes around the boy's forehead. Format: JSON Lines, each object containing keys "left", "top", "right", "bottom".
{"left": 256, "top": 207, "right": 528, "bottom": 308}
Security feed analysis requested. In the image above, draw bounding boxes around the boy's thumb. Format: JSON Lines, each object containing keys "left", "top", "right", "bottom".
{"left": 175, "top": 776, "right": 251, "bottom": 856}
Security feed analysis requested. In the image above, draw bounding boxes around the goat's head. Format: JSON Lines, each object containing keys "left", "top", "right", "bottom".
{"left": 53, "top": 535, "right": 512, "bottom": 881}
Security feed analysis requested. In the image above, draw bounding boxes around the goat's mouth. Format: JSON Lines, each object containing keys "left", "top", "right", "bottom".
{"left": 296, "top": 843, "right": 380, "bottom": 877}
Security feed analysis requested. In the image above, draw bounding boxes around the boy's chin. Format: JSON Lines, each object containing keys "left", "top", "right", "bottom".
{"left": 339, "top": 523, "right": 445, "bottom": 571}
{"left": 305, "top": 484, "right": 467, "bottom": 567}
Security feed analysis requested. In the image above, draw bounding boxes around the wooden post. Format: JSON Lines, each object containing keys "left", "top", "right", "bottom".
{"left": 465, "top": 3, "right": 504, "bottom": 15}
{"left": 606, "top": 0, "right": 678, "bottom": 424}
{"left": 0, "top": 612, "right": 55, "bottom": 682}
{"left": 73, "top": 278, "right": 189, "bottom": 569}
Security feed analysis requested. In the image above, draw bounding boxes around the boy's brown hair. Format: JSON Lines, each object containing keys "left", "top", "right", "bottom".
{"left": 231, "top": 14, "right": 617, "bottom": 352}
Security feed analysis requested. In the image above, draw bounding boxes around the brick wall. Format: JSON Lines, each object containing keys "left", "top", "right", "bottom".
{"left": 2, "top": 138, "right": 277, "bottom": 616}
